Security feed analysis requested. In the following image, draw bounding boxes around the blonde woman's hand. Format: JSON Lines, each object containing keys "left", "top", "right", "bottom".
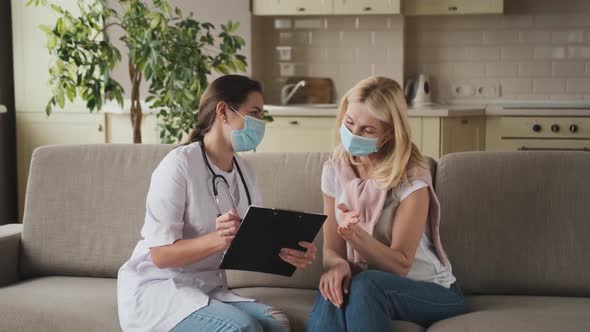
{"left": 215, "top": 209, "right": 241, "bottom": 249}
{"left": 319, "top": 260, "right": 352, "bottom": 308}
{"left": 336, "top": 203, "right": 360, "bottom": 241}
{"left": 279, "top": 241, "right": 317, "bottom": 270}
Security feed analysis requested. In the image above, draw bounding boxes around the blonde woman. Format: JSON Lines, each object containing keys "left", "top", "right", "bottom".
{"left": 306, "top": 77, "right": 466, "bottom": 331}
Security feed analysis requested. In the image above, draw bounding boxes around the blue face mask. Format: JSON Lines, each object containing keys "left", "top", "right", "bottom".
{"left": 227, "top": 105, "right": 266, "bottom": 152}
{"left": 339, "top": 124, "right": 379, "bottom": 156}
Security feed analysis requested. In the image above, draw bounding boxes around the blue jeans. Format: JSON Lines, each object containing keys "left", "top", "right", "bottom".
{"left": 307, "top": 270, "right": 466, "bottom": 332}
{"left": 172, "top": 300, "right": 290, "bottom": 332}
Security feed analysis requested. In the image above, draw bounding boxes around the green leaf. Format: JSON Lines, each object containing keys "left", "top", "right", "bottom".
{"left": 150, "top": 17, "right": 160, "bottom": 29}
{"left": 66, "top": 86, "right": 76, "bottom": 102}
{"left": 45, "top": 99, "right": 53, "bottom": 116}
{"left": 39, "top": 24, "right": 53, "bottom": 35}
{"left": 50, "top": 4, "right": 64, "bottom": 14}
{"left": 56, "top": 18, "right": 65, "bottom": 36}
{"left": 56, "top": 89, "right": 65, "bottom": 108}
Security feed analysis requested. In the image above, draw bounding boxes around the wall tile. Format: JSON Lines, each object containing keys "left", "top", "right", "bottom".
{"left": 486, "top": 63, "right": 519, "bottom": 77}
{"left": 533, "top": 79, "right": 566, "bottom": 92}
{"left": 552, "top": 30, "right": 585, "bottom": 43}
{"left": 519, "top": 62, "right": 552, "bottom": 77}
{"left": 502, "top": 47, "right": 534, "bottom": 60}
{"left": 553, "top": 62, "right": 587, "bottom": 77}
{"left": 534, "top": 47, "right": 567, "bottom": 59}
{"left": 501, "top": 79, "right": 533, "bottom": 93}
{"left": 567, "top": 78, "right": 590, "bottom": 93}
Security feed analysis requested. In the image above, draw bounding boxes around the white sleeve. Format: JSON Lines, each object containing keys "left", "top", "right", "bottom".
{"left": 321, "top": 161, "right": 336, "bottom": 198}
{"left": 140, "top": 153, "right": 187, "bottom": 248}
{"left": 400, "top": 180, "right": 429, "bottom": 201}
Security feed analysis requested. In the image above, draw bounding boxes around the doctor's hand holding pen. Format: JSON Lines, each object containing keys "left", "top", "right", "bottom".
{"left": 215, "top": 209, "right": 241, "bottom": 250}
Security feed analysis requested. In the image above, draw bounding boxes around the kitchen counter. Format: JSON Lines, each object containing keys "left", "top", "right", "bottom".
{"left": 486, "top": 105, "right": 590, "bottom": 117}
{"left": 266, "top": 102, "right": 590, "bottom": 118}
{"left": 265, "top": 104, "right": 486, "bottom": 117}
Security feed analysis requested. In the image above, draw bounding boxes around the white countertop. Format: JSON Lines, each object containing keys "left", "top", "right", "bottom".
{"left": 265, "top": 103, "right": 486, "bottom": 118}
{"left": 485, "top": 105, "right": 590, "bottom": 117}
{"left": 266, "top": 102, "right": 590, "bottom": 118}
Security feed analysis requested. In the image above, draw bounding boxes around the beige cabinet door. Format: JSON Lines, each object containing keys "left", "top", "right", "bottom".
{"left": 256, "top": 117, "right": 337, "bottom": 152}
{"left": 253, "top": 0, "right": 333, "bottom": 16}
{"left": 334, "top": 0, "right": 401, "bottom": 15}
{"left": 440, "top": 116, "right": 485, "bottom": 155}
{"left": 16, "top": 112, "right": 105, "bottom": 221}
{"left": 411, "top": 116, "right": 485, "bottom": 160}
{"left": 404, "top": 0, "right": 503, "bottom": 16}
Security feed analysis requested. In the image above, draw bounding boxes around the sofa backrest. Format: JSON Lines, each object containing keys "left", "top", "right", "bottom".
{"left": 20, "top": 144, "right": 330, "bottom": 290}
{"left": 226, "top": 152, "right": 330, "bottom": 289}
{"left": 21, "top": 144, "right": 175, "bottom": 278}
{"left": 436, "top": 151, "right": 590, "bottom": 297}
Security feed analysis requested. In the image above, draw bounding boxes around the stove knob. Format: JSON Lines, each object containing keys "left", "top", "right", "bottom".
{"left": 551, "top": 124, "right": 560, "bottom": 133}
{"left": 570, "top": 124, "right": 579, "bottom": 133}
{"left": 532, "top": 124, "right": 542, "bottom": 132}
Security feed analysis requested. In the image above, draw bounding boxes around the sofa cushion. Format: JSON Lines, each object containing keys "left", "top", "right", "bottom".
{"left": 436, "top": 151, "right": 590, "bottom": 297}
{"left": 0, "top": 276, "right": 119, "bottom": 332}
{"left": 233, "top": 287, "right": 425, "bottom": 332}
{"left": 428, "top": 295, "right": 590, "bottom": 332}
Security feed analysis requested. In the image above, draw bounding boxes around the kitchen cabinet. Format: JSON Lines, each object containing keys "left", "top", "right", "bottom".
{"left": 412, "top": 116, "right": 486, "bottom": 159}
{"left": 403, "top": 0, "right": 503, "bottom": 16}
{"left": 486, "top": 116, "right": 590, "bottom": 152}
{"left": 15, "top": 112, "right": 105, "bottom": 221}
{"left": 334, "top": 0, "right": 401, "bottom": 15}
{"left": 252, "top": 0, "right": 333, "bottom": 16}
{"left": 256, "top": 116, "right": 338, "bottom": 152}
{"left": 259, "top": 114, "right": 486, "bottom": 159}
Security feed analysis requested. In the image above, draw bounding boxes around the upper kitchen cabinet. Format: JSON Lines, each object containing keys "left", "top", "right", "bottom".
{"left": 403, "top": 0, "right": 503, "bottom": 16}
{"left": 252, "top": 0, "right": 333, "bottom": 16}
{"left": 334, "top": 0, "right": 401, "bottom": 15}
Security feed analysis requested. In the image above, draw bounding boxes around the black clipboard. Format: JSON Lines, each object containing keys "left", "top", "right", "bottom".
{"left": 219, "top": 206, "right": 326, "bottom": 277}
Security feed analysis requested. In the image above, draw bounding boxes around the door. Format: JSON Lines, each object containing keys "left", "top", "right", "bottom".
{"left": 253, "top": 0, "right": 333, "bottom": 16}
{"left": 404, "top": 0, "right": 503, "bottom": 16}
{"left": 334, "top": 0, "right": 401, "bottom": 15}
{"left": 256, "top": 117, "right": 337, "bottom": 152}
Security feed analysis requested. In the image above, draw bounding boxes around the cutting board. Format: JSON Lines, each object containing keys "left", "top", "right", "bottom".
{"left": 284, "top": 77, "right": 334, "bottom": 104}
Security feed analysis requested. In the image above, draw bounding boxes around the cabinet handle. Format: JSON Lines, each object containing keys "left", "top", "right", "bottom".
{"left": 288, "top": 120, "right": 299, "bottom": 125}
{"left": 518, "top": 147, "right": 590, "bottom": 152}
{"left": 448, "top": 6, "right": 458, "bottom": 11}
{"left": 297, "top": 7, "right": 305, "bottom": 12}
{"left": 363, "top": 6, "right": 372, "bottom": 11}
{"left": 98, "top": 124, "right": 103, "bottom": 132}
{"left": 460, "top": 119, "right": 469, "bottom": 125}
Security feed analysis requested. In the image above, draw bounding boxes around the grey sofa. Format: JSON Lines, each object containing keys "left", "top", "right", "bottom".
{"left": 1, "top": 144, "right": 589, "bottom": 332}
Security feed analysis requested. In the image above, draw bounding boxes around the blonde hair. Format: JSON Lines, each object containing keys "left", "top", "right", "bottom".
{"left": 333, "top": 76, "right": 425, "bottom": 190}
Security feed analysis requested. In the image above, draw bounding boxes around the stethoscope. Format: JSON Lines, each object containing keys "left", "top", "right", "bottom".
{"left": 199, "top": 141, "right": 251, "bottom": 216}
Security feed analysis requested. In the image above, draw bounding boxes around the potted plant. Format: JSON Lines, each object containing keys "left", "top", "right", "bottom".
{"left": 29, "top": 0, "right": 252, "bottom": 143}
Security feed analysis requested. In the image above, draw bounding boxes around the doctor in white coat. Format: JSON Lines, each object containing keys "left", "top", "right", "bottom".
{"left": 117, "top": 75, "right": 317, "bottom": 332}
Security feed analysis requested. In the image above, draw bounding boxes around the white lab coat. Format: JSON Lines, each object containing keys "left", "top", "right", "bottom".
{"left": 117, "top": 142, "right": 262, "bottom": 332}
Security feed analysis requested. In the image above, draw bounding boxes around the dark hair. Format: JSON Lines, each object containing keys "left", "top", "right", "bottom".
{"left": 184, "top": 75, "right": 263, "bottom": 144}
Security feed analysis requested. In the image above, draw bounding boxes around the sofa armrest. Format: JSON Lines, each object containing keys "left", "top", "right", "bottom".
{"left": 0, "top": 224, "right": 23, "bottom": 287}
